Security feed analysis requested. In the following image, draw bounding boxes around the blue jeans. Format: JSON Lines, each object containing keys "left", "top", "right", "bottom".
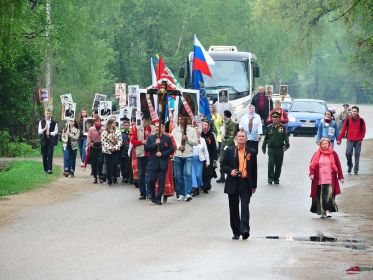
{"left": 174, "top": 156, "right": 193, "bottom": 196}
{"left": 192, "top": 156, "right": 204, "bottom": 188}
{"left": 63, "top": 147, "right": 77, "bottom": 172}
{"left": 78, "top": 137, "right": 87, "bottom": 162}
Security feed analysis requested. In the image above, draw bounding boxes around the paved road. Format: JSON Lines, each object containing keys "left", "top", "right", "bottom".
{"left": 0, "top": 105, "right": 372, "bottom": 280}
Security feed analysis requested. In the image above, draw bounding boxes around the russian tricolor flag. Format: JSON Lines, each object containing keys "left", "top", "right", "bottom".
{"left": 193, "top": 35, "right": 214, "bottom": 119}
{"left": 193, "top": 34, "right": 214, "bottom": 77}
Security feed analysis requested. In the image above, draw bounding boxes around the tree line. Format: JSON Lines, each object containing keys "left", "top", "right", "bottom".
{"left": 0, "top": 0, "right": 372, "bottom": 140}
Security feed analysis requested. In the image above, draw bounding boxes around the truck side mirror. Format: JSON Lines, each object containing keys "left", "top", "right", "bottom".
{"left": 253, "top": 62, "right": 260, "bottom": 77}
{"left": 178, "top": 64, "right": 185, "bottom": 79}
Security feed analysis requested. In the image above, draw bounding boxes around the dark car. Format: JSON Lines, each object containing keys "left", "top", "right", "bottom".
{"left": 287, "top": 99, "right": 328, "bottom": 136}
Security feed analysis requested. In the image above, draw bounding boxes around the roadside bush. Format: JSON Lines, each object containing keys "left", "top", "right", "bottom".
{"left": 0, "top": 130, "right": 38, "bottom": 157}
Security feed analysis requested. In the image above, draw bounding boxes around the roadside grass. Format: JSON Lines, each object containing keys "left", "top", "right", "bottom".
{"left": 0, "top": 160, "right": 61, "bottom": 196}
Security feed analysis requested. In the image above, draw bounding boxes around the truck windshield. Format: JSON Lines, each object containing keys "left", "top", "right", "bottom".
{"left": 203, "top": 60, "right": 249, "bottom": 100}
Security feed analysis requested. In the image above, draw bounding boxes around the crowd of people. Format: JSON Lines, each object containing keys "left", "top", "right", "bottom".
{"left": 37, "top": 87, "right": 366, "bottom": 239}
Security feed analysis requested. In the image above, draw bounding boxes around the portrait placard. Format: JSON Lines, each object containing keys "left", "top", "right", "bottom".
{"left": 115, "top": 82, "right": 126, "bottom": 100}
{"left": 218, "top": 90, "right": 229, "bottom": 103}
{"left": 83, "top": 117, "right": 94, "bottom": 136}
{"left": 60, "top": 94, "right": 73, "bottom": 105}
{"left": 64, "top": 102, "right": 76, "bottom": 120}
{"left": 279, "top": 85, "right": 288, "bottom": 95}
{"left": 177, "top": 89, "right": 199, "bottom": 119}
{"left": 92, "top": 93, "right": 107, "bottom": 110}
{"left": 265, "top": 85, "right": 273, "bottom": 96}
{"left": 98, "top": 101, "right": 112, "bottom": 118}
{"left": 128, "top": 85, "right": 139, "bottom": 108}
{"left": 39, "top": 88, "right": 49, "bottom": 103}
{"left": 120, "top": 106, "right": 132, "bottom": 121}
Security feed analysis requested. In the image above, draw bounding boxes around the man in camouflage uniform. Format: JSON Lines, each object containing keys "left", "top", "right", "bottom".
{"left": 217, "top": 110, "right": 237, "bottom": 183}
{"left": 262, "top": 111, "right": 290, "bottom": 185}
{"left": 336, "top": 103, "right": 351, "bottom": 129}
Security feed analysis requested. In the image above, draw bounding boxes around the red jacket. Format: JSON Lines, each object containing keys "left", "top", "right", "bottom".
{"left": 309, "top": 150, "right": 343, "bottom": 199}
{"left": 266, "top": 108, "right": 289, "bottom": 125}
{"left": 130, "top": 125, "right": 152, "bottom": 157}
{"left": 337, "top": 115, "right": 365, "bottom": 142}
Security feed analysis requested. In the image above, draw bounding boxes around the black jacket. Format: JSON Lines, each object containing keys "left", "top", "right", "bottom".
{"left": 221, "top": 146, "right": 257, "bottom": 195}
{"left": 145, "top": 133, "right": 174, "bottom": 171}
{"left": 251, "top": 93, "right": 273, "bottom": 122}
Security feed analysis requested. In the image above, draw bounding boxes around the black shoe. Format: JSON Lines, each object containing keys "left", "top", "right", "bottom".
{"left": 232, "top": 235, "right": 240, "bottom": 240}
{"left": 268, "top": 180, "right": 273, "bottom": 184}
{"left": 63, "top": 171, "right": 69, "bottom": 177}
{"left": 99, "top": 178, "right": 104, "bottom": 184}
{"left": 354, "top": 171, "right": 358, "bottom": 175}
{"left": 151, "top": 198, "right": 162, "bottom": 205}
{"left": 163, "top": 196, "right": 168, "bottom": 203}
{"left": 203, "top": 189, "right": 208, "bottom": 194}
{"left": 93, "top": 178, "right": 98, "bottom": 184}
{"left": 138, "top": 196, "right": 146, "bottom": 200}
{"left": 242, "top": 232, "right": 250, "bottom": 240}
{"left": 274, "top": 180, "right": 279, "bottom": 185}
{"left": 69, "top": 172, "right": 75, "bottom": 178}
{"left": 48, "top": 170, "right": 53, "bottom": 174}
{"left": 348, "top": 167, "right": 352, "bottom": 173}
{"left": 108, "top": 181, "right": 112, "bottom": 186}
{"left": 121, "top": 179, "right": 126, "bottom": 184}
{"left": 113, "top": 178, "right": 118, "bottom": 184}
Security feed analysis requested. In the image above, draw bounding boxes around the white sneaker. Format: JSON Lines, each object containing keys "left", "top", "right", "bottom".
{"left": 177, "top": 195, "right": 184, "bottom": 201}
{"left": 185, "top": 194, "right": 193, "bottom": 201}
{"left": 80, "top": 162, "right": 84, "bottom": 167}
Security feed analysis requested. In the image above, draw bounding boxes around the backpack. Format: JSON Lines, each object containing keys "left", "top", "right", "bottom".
{"left": 345, "top": 117, "right": 365, "bottom": 132}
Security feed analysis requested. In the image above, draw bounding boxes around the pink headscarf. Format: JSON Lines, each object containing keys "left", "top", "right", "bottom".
{"left": 310, "top": 138, "right": 337, "bottom": 171}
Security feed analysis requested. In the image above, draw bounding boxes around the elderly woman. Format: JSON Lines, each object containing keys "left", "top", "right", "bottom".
{"left": 61, "top": 119, "right": 80, "bottom": 177}
{"left": 309, "top": 138, "right": 344, "bottom": 219}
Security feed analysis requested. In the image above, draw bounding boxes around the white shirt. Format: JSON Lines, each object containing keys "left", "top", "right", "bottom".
{"left": 38, "top": 119, "right": 58, "bottom": 136}
{"left": 239, "top": 113, "right": 262, "bottom": 141}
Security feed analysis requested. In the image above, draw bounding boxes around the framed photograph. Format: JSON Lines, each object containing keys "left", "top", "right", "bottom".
{"left": 279, "top": 85, "right": 288, "bottom": 95}
{"left": 60, "top": 94, "right": 73, "bottom": 105}
{"left": 117, "top": 83, "right": 127, "bottom": 108}
{"left": 178, "top": 89, "right": 199, "bottom": 119}
{"left": 218, "top": 89, "right": 229, "bottom": 103}
{"left": 138, "top": 89, "right": 155, "bottom": 119}
{"left": 39, "top": 88, "right": 49, "bottom": 103}
{"left": 115, "top": 82, "right": 126, "bottom": 100}
{"left": 120, "top": 106, "right": 132, "bottom": 121}
{"left": 128, "top": 85, "right": 139, "bottom": 107}
{"left": 265, "top": 85, "right": 273, "bottom": 96}
{"left": 92, "top": 93, "right": 107, "bottom": 110}
{"left": 83, "top": 117, "right": 94, "bottom": 136}
{"left": 98, "top": 101, "right": 112, "bottom": 118}
{"left": 64, "top": 102, "right": 76, "bottom": 120}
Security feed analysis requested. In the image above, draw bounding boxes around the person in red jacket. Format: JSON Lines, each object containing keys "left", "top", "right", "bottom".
{"left": 336, "top": 106, "right": 366, "bottom": 175}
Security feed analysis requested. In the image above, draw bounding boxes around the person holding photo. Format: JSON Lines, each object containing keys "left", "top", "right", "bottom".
{"left": 101, "top": 117, "right": 122, "bottom": 185}
{"left": 61, "top": 119, "right": 80, "bottom": 177}
{"left": 38, "top": 109, "right": 58, "bottom": 174}
{"left": 78, "top": 108, "right": 89, "bottom": 167}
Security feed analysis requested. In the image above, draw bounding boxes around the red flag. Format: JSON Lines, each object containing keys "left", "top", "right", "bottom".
{"left": 156, "top": 55, "right": 175, "bottom": 90}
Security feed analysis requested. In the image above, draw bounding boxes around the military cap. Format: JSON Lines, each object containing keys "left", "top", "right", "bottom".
{"left": 271, "top": 111, "right": 281, "bottom": 118}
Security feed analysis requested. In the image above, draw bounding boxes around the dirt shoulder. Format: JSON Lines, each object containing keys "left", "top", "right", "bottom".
{"left": 338, "top": 138, "right": 373, "bottom": 242}
{"left": 0, "top": 157, "right": 103, "bottom": 226}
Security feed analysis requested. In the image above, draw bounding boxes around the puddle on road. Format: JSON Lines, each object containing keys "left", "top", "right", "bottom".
{"left": 264, "top": 235, "right": 368, "bottom": 251}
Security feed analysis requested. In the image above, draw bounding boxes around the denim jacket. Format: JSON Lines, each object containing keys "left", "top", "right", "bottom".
{"left": 316, "top": 120, "right": 339, "bottom": 144}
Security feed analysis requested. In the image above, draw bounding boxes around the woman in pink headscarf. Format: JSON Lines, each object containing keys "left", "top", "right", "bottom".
{"left": 309, "top": 138, "right": 344, "bottom": 218}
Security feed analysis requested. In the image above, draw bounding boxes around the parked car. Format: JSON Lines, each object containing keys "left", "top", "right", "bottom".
{"left": 287, "top": 99, "right": 328, "bottom": 136}
{"left": 281, "top": 101, "right": 292, "bottom": 112}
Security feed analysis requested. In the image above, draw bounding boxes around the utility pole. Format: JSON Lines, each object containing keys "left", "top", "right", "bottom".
{"left": 46, "top": 0, "right": 52, "bottom": 110}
